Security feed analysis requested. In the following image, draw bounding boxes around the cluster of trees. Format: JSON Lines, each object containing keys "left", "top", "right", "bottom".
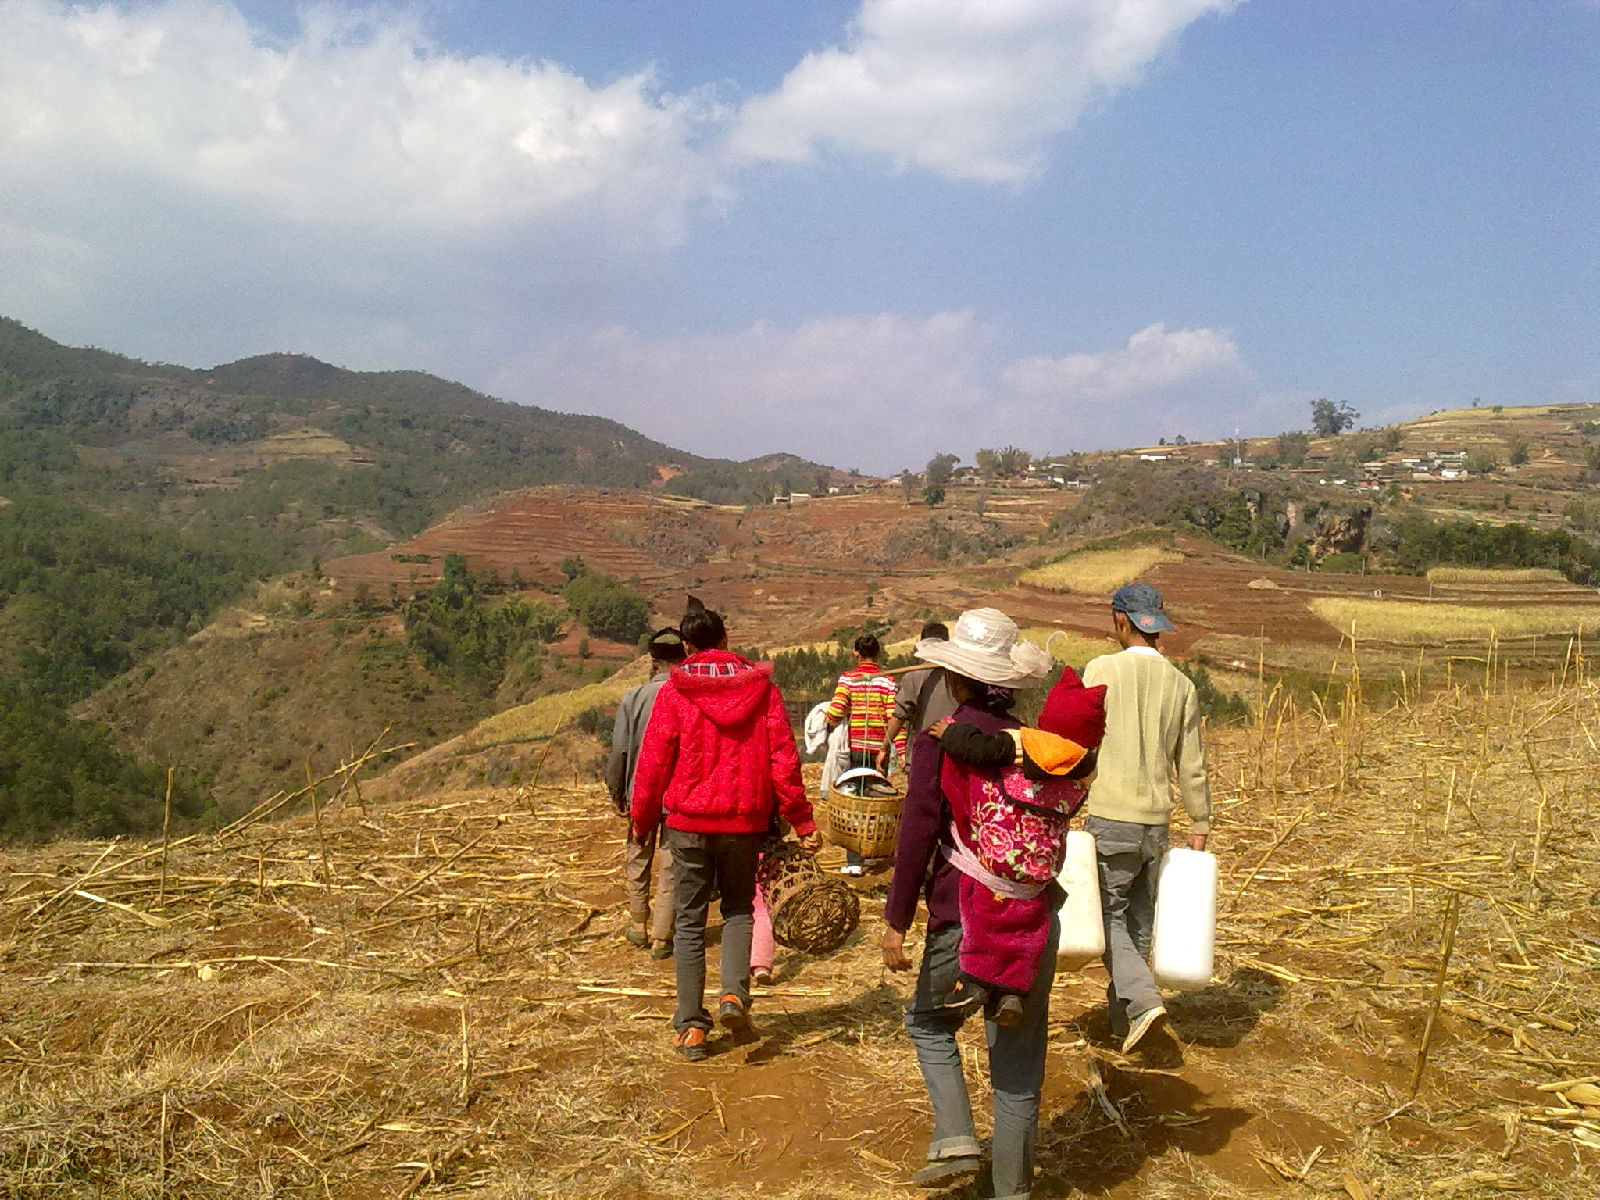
{"left": 755, "top": 641, "right": 913, "bottom": 711}
{"left": 0, "top": 681, "right": 207, "bottom": 839}
{"left": 1179, "top": 664, "right": 1251, "bottom": 724}
{"left": 1372, "top": 513, "right": 1600, "bottom": 585}
{"left": 1564, "top": 497, "right": 1600, "bottom": 534}
{"left": 1310, "top": 398, "right": 1360, "bottom": 437}
{"left": 1062, "top": 461, "right": 1289, "bottom": 551}
{"left": 659, "top": 462, "right": 833, "bottom": 507}
{"left": 402, "top": 554, "right": 563, "bottom": 695}
{"left": 1065, "top": 456, "right": 1600, "bottom": 586}
{"left": 1252, "top": 422, "right": 1405, "bottom": 475}
{"left": 560, "top": 558, "right": 652, "bottom": 644}
{"left": 0, "top": 449, "right": 252, "bottom": 836}
{"left": 762, "top": 645, "right": 859, "bottom": 704}
{"left": 921, "top": 452, "right": 959, "bottom": 505}
{"left": 975, "top": 446, "right": 1031, "bottom": 480}
{"left": 912, "top": 447, "right": 1035, "bottom": 506}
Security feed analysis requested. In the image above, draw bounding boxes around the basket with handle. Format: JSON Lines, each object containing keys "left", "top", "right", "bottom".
{"left": 820, "top": 766, "right": 903, "bottom": 859}
{"left": 756, "top": 838, "right": 860, "bottom": 954}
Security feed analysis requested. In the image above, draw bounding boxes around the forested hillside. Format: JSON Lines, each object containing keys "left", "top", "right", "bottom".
{"left": 0, "top": 318, "right": 830, "bottom": 839}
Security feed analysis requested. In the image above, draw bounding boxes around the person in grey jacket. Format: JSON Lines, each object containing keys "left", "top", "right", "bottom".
{"left": 605, "top": 627, "right": 687, "bottom": 956}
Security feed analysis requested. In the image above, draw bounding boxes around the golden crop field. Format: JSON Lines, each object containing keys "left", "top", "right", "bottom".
{"left": 1424, "top": 566, "right": 1565, "bottom": 584}
{"left": 256, "top": 428, "right": 356, "bottom": 455}
{"left": 469, "top": 670, "right": 646, "bottom": 745}
{"left": 1018, "top": 626, "right": 1116, "bottom": 668}
{"left": 1019, "top": 546, "right": 1183, "bottom": 594}
{"left": 1310, "top": 596, "right": 1600, "bottom": 643}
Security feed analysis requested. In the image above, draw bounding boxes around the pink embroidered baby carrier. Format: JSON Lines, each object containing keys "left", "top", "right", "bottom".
{"left": 969, "top": 768, "right": 1087, "bottom": 885}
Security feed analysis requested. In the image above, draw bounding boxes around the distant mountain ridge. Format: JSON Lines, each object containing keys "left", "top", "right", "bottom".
{"left": 0, "top": 317, "right": 841, "bottom": 529}
{"left": 0, "top": 316, "right": 845, "bottom": 838}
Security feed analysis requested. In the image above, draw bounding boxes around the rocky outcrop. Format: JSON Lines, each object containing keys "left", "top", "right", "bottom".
{"left": 1306, "top": 505, "right": 1371, "bottom": 558}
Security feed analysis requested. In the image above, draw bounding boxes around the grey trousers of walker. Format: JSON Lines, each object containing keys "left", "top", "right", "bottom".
{"left": 665, "top": 827, "right": 761, "bottom": 1033}
{"left": 1085, "top": 814, "right": 1168, "bottom": 1037}
{"left": 904, "top": 915, "right": 1059, "bottom": 1200}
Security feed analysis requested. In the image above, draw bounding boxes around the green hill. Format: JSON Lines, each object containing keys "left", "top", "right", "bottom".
{"left": 0, "top": 318, "right": 832, "bottom": 839}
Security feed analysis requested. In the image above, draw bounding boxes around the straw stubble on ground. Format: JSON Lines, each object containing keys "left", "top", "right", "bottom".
{"left": 3, "top": 655, "right": 1598, "bottom": 1198}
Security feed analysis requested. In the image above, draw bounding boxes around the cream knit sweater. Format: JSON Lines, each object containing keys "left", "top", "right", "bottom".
{"left": 1081, "top": 646, "right": 1212, "bottom": 834}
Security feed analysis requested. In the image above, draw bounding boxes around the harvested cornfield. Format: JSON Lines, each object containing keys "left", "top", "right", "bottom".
{"left": 1019, "top": 547, "right": 1184, "bottom": 595}
{"left": 1310, "top": 595, "right": 1600, "bottom": 644}
{"left": 1018, "top": 625, "right": 1117, "bottom": 669}
{"left": 1425, "top": 567, "right": 1566, "bottom": 585}
{"left": 2, "top": 654, "right": 1597, "bottom": 1198}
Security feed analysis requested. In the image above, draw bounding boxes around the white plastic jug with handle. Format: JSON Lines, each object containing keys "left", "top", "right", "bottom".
{"left": 1055, "top": 829, "right": 1104, "bottom": 970}
{"left": 1150, "top": 846, "right": 1217, "bottom": 991}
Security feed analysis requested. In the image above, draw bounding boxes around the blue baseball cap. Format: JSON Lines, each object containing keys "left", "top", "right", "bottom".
{"left": 1111, "top": 583, "right": 1175, "bottom": 634}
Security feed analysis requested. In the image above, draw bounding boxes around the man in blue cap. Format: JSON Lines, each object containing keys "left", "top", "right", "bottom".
{"left": 1082, "top": 583, "right": 1212, "bottom": 1053}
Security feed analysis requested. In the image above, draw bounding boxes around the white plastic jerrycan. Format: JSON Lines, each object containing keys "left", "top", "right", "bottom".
{"left": 1055, "top": 829, "right": 1105, "bottom": 970}
{"left": 1150, "top": 846, "right": 1218, "bottom": 991}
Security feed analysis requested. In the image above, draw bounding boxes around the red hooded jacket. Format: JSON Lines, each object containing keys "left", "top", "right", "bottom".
{"left": 630, "top": 649, "right": 816, "bottom": 839}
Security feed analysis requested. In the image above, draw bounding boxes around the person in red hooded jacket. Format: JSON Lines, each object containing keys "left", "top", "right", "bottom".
{"left": 631, "top": 603, "right": 820, "bottom": 1061}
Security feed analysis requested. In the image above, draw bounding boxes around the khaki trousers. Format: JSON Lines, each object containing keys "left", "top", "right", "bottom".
{"left": 623, "top": 822, "right": 676, "bottom": 942}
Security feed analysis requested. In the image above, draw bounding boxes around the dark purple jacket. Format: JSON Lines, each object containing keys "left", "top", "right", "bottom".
{"left": 884, "top": 701, "right": 1016, "bottom": 932}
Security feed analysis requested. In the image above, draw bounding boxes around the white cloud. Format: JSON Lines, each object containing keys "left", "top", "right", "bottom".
{"left": 497, "top": 311, "right": 1000, "bottom": 473}
{"left": 495, "top": 316, "right": 1263, "bottom": 473}
{"left": 0, "top": 0, "right": 735, "bottom": 369}
{"left": 999, "top": 323, "right": 1256, "bottom": 450}
{"left": 732, "top": 0, "right": 1237, "bottom": 182}
{"left": 1003, "top": 322, "right": 1247, "bottom": 400}
{"left": 0, "top": 0, "right": 721, "bottom": 233}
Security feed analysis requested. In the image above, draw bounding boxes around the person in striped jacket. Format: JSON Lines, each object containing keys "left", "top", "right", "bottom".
{"left": 825, "top": 633, "right": 905, "bottom": 875}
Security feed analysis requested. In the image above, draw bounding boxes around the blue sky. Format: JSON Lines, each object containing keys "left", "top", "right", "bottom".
{"left": 0, "top": 0, "right": 1594, "bottom": 474}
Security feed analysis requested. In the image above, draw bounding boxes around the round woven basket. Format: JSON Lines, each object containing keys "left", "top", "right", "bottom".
{"left": 821, "top": 782, "right": 903, "bottom": 859}
{"left": 756, "top": 839, "right": 860, "bottom": 955}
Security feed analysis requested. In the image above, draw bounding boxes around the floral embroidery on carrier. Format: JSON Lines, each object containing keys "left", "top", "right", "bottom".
{"left": 970, "top": 767, "right": 1087, "bottom": 886}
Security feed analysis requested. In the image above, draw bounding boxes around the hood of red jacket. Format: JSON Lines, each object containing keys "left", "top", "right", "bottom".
{"left": 667, "top": 650, "right": 777, "bottom": 728}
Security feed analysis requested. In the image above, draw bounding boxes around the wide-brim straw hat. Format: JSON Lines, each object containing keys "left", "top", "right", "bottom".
{"left": 914, "top": 607, "right": 1054, "bottom": 688}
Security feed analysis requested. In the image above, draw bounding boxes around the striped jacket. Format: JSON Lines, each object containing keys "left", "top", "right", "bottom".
{"left": 825, "top": 663, "right": 906, "bottom": 759}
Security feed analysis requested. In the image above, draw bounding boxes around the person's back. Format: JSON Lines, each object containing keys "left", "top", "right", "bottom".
{"left": 607, "top": 674, "right": 668, "bottom": 809}
{"left": 1080, "top": 582, "right": 1211, "bottom": 1056}
{"left": 826, "top": 633, "right": 902, "bottom": 873}
{"left": 876, "top": 620, "right": 957, "bottom": 778}
{"left": 608, "top": 628, "right": 688, "bottom": 956}
{"left": 826, "top": 633, "right": 902, "bottom": 764}
{"left": 635, "top": 647, "right": 809, "bottom": 832}
{"left": 1082, "top": 648, "right": 1209, "bottom": 832}
{"left": 630, "top": 604, "right": 818, "bottom": 1062}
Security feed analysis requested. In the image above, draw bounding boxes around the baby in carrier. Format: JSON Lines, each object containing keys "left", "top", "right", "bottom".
{"left": 934, "top": 665, "right": 1107, "bottom": 1025}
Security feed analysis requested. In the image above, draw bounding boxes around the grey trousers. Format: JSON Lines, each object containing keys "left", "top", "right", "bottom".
{"left": 1086, "top": 815, "right": 1167, "bottom": 1036}
{"left": 904, "top": 916, "right": 1059, "bottom": 1200}
{"left": 665, "top": 827, "right": 761, "bottom": 1033}
{"left": 622, "top": 822, "right": 675, "bottom": 943}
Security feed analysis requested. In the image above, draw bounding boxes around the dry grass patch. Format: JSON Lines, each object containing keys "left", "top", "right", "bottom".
{"left": 1019, "top": 547, "right": 1182, "bottom": 595}
{"left": 1425, "top": 567, "right": 1565, "bottom": 584}
{"left": 470, "top": 666, "right": 648, "bottom": 745}
{"left": 5, "top": 660, "right": 1600, "bottom": 1198}
{"left": 1309, "top": 596, "right": 1600, "bottom": 643}
{"left": 253, "top": 428, "right": 356, "bottom": 455}
{"left": 1018, "top": 626, "right": 1116, "bottom": 669}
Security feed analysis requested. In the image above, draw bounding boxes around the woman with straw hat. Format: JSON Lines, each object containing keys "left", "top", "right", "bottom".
{"left": 881, "top": 608, "right": 1056, "bottom": 1198}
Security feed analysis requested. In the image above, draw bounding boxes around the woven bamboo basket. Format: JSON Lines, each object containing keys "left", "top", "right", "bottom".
{"left": 820, "top": 778, "right": 903, "bottom": 859}
{"left": 756, "top": 839, "right": 859, "bottom": 954}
